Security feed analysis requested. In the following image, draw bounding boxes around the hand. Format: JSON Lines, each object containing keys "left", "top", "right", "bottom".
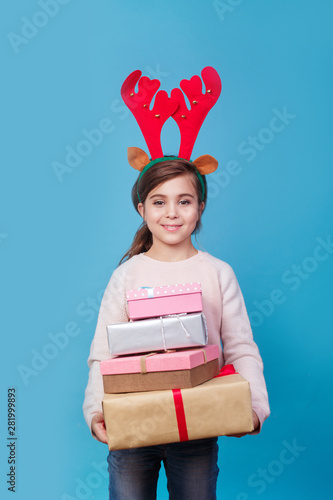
{"left": 229, "top": 410, "right": 260, "bottom": 438}
{"left": 91, "top": 413, "right": 108, "bottom": 444}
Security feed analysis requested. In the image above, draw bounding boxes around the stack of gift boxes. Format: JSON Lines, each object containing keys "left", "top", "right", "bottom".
{"left": 101, "top": 283, "right": 254, "bottom": 450}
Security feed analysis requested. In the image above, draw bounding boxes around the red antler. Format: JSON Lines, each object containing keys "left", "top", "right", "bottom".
{"left": 171, "top": 67, "right": 222, "bottom": 159}
{"left": 121, "top": 70, "right": 179, "bottom": 160}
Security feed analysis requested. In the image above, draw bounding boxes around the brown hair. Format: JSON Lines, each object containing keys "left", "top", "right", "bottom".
{"left": 119, "top": 159, "right": 207, "bottom": 264}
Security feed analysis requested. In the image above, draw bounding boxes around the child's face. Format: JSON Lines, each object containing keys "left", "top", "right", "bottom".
{"left": 138, "top": 175, "right": 204, "bottom": 250}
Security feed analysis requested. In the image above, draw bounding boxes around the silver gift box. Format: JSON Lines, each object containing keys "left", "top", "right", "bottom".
{"left": 107, "top": 313, "right": 208, "bottom": 356}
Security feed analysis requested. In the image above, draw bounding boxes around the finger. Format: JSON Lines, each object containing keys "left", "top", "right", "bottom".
{"left": 94, "top": 425, "right": 108, "bottom": 444}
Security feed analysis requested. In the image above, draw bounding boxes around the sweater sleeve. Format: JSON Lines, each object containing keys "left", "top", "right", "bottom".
{"left": 219, "top": 263, "right": 270, "bottom": 432}
{"left": 82, "top": 266, "right": 129, "bottom": 436}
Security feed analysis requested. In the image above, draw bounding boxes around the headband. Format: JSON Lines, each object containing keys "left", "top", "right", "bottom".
{"left": 121, "top": 67, "right": 222, "bottom": 202}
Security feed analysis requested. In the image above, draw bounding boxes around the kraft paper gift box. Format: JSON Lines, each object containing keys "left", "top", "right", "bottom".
{"left": 107, "top": 312, "right": 208, "bottom": 356}
{"left": 126, "top": 282, "right": 202, "bottom": 320}
{"left": 103, "top": 366, "right": 254, "bottom": 450}
{"left": 101, "top": 345, "right": 220, "bottom": 393}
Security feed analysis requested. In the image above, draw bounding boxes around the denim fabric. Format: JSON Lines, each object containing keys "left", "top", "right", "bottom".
{"left": 107, "top": 437, "right": 219, "bottom": 500}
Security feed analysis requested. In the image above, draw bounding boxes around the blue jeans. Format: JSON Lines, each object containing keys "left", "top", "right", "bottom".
{"left": 107, "top": 437, "right": 219, "bottom": 500}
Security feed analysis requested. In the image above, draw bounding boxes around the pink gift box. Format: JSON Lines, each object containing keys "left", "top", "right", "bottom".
{"left": 126, "top": 282, "right": 202, "bottom": 320}
{"left": 100, "top": 345, "right": 220, "bottom": 393}
{"left": 101, "top": 345, "right": 219, "bottom": 375}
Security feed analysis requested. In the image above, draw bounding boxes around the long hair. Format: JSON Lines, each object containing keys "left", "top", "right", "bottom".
{"left": 119, "top": 159, "right": 207, "bottom": 264}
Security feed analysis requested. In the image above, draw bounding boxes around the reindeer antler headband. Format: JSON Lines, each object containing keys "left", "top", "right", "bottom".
{"left": 121, "top": 66, "right": 222, "bottom": 201}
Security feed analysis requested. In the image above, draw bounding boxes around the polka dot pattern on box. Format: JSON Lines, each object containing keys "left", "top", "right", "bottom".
{"left": 126, "top": 282, "right": 202, "bottom": 301}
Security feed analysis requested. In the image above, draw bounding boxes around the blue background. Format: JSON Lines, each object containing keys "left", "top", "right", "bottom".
{"left": 1, "top": 1, "right": 332, "bottom": 499}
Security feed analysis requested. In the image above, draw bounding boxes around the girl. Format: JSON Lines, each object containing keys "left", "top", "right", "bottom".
{"left": 83, "top": 157, "right": 270, "bottom": 500}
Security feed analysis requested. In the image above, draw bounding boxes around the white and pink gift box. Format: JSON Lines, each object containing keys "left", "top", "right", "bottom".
{"left": 126, "top": 282, "right": 202, "bottom": 320}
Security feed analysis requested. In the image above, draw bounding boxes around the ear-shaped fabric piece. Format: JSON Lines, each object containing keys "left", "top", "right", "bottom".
{"left": 127, "top": 147, "right": 150, "bottom": 171}
{"left": 193, "top": 155, "right": 218, "bottom": 175}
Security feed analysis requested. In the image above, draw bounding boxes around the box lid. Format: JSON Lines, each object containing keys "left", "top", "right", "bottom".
{"left": 126, "top": 282, "right": 201, "bottom": 302}
{"left": 100, "top": 345, "right": 219, "bottom": 375}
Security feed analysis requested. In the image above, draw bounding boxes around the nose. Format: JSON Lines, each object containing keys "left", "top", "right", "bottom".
{"left": 166, "top": 202, "right": 179, "bottom": 219}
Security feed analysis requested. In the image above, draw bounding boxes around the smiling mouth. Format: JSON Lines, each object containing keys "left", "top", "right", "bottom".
{"left": 162, "top": 225, "right": 182, "bottom": 231}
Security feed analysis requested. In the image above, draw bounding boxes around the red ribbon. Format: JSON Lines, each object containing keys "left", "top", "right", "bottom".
{"left": 172, "top": 389, "right": 189, "bottom": 442}
{"left": 214, "top": 364, "right": 237, "bottom": 377}
{"left": 172, "top": 364, "right": 237, "bottom": 442}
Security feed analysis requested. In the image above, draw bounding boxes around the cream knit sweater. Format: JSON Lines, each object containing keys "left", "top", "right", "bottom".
{"left": 83, "top": 251, "right": 270, "bottom": 435}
